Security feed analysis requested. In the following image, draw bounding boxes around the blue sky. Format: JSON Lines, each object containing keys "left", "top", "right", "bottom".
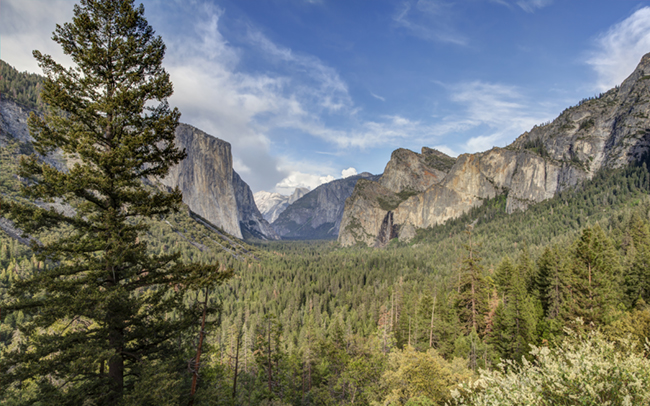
{"left": 3, "top": 1, "right": 650, "bottom": 194}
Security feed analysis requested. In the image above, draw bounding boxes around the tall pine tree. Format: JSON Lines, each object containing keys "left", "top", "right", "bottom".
{"left": 455, "top": 227, "right": 489, "bottom": 336}
{"left": 0, "top": 1, "right": 231, "bottom": 404}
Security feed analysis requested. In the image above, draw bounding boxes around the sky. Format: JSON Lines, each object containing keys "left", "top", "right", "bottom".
{"left": 3, "top": 1, "right": 650, "bottom": 194}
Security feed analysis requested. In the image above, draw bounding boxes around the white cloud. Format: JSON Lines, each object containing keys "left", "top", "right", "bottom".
{"left": 443, "top": 81, "right": 553, "bottom": 152}
{"left": 275, "top": 171, "right": 334, "bottom": 194}
{"left": 588, "top": 7, "right": 650, "bottom": 92}
{"left": 432, "top": 145, "right": 458, "bottom": 158}
{"left": 341, "top": 167, "right": 358, "bottom": 178}
{"left": 246, "top": 30, "right": 352, "bottom": 113}
{"left": 370, "top": 92, "right": 386, "bottom": 102}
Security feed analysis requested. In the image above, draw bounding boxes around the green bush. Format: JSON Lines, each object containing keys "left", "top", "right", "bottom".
{"left": 448, "top": 326, "right": 650, "bottom": 406}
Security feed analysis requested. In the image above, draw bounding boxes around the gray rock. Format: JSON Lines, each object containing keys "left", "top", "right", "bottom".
{"left": 272, "top": 172, "right": 380, "bottom": 239}
{"left": 379, "top": 148, "right": 451, "bottom": 193}
{"left": 339, "top": 53, "right": 650, "bottom": 247}
{"left": 232, "top": 171, "right": 279, "bottom": 240}
{"left": 161, "top": 124, "right": 242, "bottom": 238}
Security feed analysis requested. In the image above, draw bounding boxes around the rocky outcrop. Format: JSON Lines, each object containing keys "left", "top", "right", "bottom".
{"left": 339, "top": 53, "right": 650, "bottom": 247}
{"left": 379, "top": 147, "right": 453, "bottom": 193}
{"left": 161, "top": 124, "right": 242, "bottom": 238}
{"left": 339, "top": 148, "right": 454, "bottom": 247}
{"left": 161, "top": 124, "right": 278, "bottom": 240}
{"left": 232, "top": 171, "right": 279, "bottom": 240}
{"left": 0, "top": 98, "right": 31, "bottom": 145}
{"left": 272, "top": 172, "right": 380, "bottom": 239}
{"left": 0, "top": 98, "right": 66, "bottom": 170}
{"left": 338, "top": 179, "right": 400, "bottom": 247}
{"left": 254, "top": 188, "right": 309, "bottom": 223}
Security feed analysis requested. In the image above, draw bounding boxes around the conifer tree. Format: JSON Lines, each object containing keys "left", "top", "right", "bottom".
{"left": 571, "top": 226, "right": 622, "bottom": 325}
{"left": 455, "top": 227, "right": 489, "bottom": 336}
{"left": 0, "top": 1, "right": 231, "bottom": 404}
{"left": 623, "top": 213, "right": 650, "bottom": 306}
{"left": 537, "top": 245, "right": 572, "bottom": 324}
{"left": 491, "top": 255, "right": 540, "bottom": 362}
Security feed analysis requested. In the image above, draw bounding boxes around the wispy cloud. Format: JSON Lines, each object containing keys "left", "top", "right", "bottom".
{"left": 516, "top": 0, "right": 552, "bottom": 13}
{"left": 587, "top": 7, "right": 650, "bottom": 92}
{"left": 371, "top": 92, "right": 386, "bottom": 102}
{"left": 444, "top": 81, "right": 553, "bottom": 152}
{"left": 393, "top": 1, "right": 468, "bottom": 46}
{"left": 246, "top": 30, "right": 352, "bottom": 113}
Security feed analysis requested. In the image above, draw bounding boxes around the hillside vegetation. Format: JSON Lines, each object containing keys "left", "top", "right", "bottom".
{"left": 2, "top": 60, "right": 650, "bottom": 405}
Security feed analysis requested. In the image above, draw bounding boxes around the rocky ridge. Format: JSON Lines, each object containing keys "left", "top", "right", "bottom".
{"left": 339, "top": 53, "right": 650, "bottom": 247}
{"left": 272, "top": 172, "right": 380, "bottom": 239}
{"left": 339, "top": 148, "right": 455, "bottom": 247}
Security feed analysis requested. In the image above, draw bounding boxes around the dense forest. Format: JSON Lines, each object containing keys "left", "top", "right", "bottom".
{"left": 0, "top": 60, "right": 46, "bottom": 113}
{"left": 2, "top": 132, "right": 650, "bottom": 404}
{"left": 1, "top": 5, "right": 650, "bottom": 404}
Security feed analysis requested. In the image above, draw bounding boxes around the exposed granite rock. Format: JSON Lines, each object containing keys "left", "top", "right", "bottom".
{"left": 0, "top": 98, "right": 31, "bottom": 145}
{"left": 272, "top": 172, "right": 380, "bottom": 239}
{"left": 379, "top": 148, "right": 451, "bottom": 193}
{"left": 232, "top": 171, "right": 279, "bottom": 240}
{"left": 0, "top": 98, "right": 66, "bottom": 170}
{"left": 339, "top": 146, "right": 454, "bottom": 247}
{"left": 339, "top": 53, "right": 650, "bottom": 247}
{"left": 161, "top": 124, "right": 242, "bottom": 238}
{"left": 254, "top": 187, "right": 309, "bottom": 223}
{"left": 338, "top": 179, "right": 397, "bottom": 247}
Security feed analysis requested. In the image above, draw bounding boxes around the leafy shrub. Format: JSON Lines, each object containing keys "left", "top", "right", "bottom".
{"left": 448, "top": 327, "right": 650, "bottom": 406}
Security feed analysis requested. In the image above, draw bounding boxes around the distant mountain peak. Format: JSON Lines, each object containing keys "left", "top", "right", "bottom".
{"left": 254, "top": 187, "right": 310, "bottom": 223}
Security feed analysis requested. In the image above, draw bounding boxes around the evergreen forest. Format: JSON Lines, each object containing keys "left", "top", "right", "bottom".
{"left": 1, "top": 1, "right": 650, "bottom": 405}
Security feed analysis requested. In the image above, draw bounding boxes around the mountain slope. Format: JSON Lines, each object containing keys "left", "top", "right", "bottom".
{"left": 272, "top": 172, "right": 380, "bottom": 239}
{"left": 233, "top": 171, "right": 279, "bottom": 240}
{"left": 0, "top": 59, "right": 275, "bottom": 241}
{"left": 339, "top": 53, "right": 650, "bottom": 247}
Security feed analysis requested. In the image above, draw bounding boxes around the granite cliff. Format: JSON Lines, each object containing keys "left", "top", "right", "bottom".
{"left": 272, "top": 172, "right": 380, "bottom": 239}
{"left": 0, "top": 95, "right": 275, "bottom": 241}
{"left": 232, "top": 171, "right": 279, "bottom": 240}
{"left": 339, "top": 53, "right": 650, "bottom": 247}
{"left": 339, "top": 148, "right": 455, "bottom": 247}
{"left": 161, "top": 124, "right": 278, "bottom": 240}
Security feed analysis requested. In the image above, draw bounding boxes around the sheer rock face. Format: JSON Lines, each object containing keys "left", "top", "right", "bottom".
{"left": 161, "top": 124, "right": 277, "bottom": 240}
{"left": 272, "top": 172, "right": 380, "bottom": 240}
{"left": 0, "top": 99, "right": 31, "bottom": 145}
{"left": 232, "top": 171, "right": 279, "bottom": 240}
{"left": 254, "top": 188, "right": 310, "bottom": 223}
{"left": 161, "top": 124, "right": 242, "bottom": 238}
{"left": 339, "top": 53, "right": 650, "bottom": 247}
{"left": 338, "top": 179, "right": 399, "bottom": 247}
{"left": 0, "top": 98, "right": 66, "bottom": 170}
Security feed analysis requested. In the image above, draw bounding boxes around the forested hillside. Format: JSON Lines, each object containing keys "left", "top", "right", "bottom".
{"left": 0, "top": 60, "right": 45, "bottom": 112}
{"left": 1, "top": 39, "right": 650, "bottom": 406}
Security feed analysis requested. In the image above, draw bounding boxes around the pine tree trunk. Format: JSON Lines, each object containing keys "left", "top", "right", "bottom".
{"left": 429, "top": 296, "right": 436, "bottom": 348}
{"left": 232, "top": 330, "right": 240, "bottom": 400}
{"left": 190, "top": 292, "right": 209, "bottom": 405}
